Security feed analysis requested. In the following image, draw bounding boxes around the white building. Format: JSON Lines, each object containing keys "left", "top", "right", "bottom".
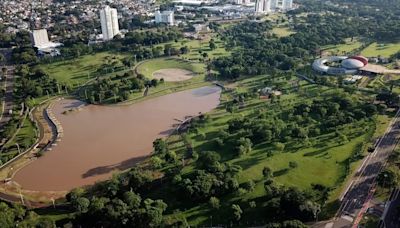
{"left": 256, "top": 0, "right": 293, "bottom": 13}
{"left": 273, "top": 0, "right": 293, "bottom": 11}
{"left": 155, "top": 11, "right": 175, "bottom": 26}
{"left": 255, "top": 0, "right": 272, "bottom": 14}
{"left": 100, "top": 6, "right": 119, "bottom": 41}
{"left": 31, "top": 29, "right": 62, "bottom": 56}
{"left": 235, "top": 0, "right": 251, "bottom": 5}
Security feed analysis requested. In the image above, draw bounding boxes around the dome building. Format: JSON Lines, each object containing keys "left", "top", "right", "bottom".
{"left": 312, "top": 55, "right": 368, "bottom": 75}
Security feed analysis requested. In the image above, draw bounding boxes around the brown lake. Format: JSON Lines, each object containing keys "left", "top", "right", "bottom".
{"left": 13, "top": 86, "right": 221, "bottom": 191}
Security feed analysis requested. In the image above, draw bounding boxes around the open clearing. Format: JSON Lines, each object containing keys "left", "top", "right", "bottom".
{"left": 361, "top": 42, "right": 400, "bottom": 57}
{"left": 272, "top": 27, "right": 295, "bottom": 37}
{"left": 136, "top": 58, "right": 204, "bottom": 78}
{"left": 39, "top": 52, "right": 129, "bottom": 86}
{"left": 323, "top": 38, "right": 363, "bottom": 54}
{"left": 152, "top": 68, "right": 194, "bottom": 82}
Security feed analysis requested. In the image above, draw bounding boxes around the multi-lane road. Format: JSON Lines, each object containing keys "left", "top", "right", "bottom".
{"left": 325, "top": 109, "right": 400, "bottom": 228}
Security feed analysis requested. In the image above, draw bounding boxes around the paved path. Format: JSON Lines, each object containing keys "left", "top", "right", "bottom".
{"left": 326, "top": 109, "right": 400, "bottom": 228}
{"left": 0, "top": 65, "right": 15, "bottom": 128}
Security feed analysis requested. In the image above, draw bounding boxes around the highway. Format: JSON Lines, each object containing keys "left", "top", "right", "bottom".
{"left": 328, "top": 108, "right": 400, "bottom": 228}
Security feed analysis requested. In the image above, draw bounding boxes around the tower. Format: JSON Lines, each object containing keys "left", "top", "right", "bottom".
{"left": 100, "top": 6, "right": 119, "bottom": 41}
{"left": 255, "top": 0, "right": 272, "bottom": 14}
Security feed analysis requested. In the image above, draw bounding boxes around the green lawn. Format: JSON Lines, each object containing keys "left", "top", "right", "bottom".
{"left": 136, "top": 58, "right": 204, "bottom": 78}
{"left": 158, "top": 37, "right": 230, "bottom": 61}
{"left": 119, "top": 58, "right": 210, "bottom": 104}
{"left": 39, "top": 52, "right": 129, "bottom": 86}
{"left": 361, "top": 42, "right": 400, "bottom": 57}
{"left": 272, "top": 27, "right": 295, "bottom": 38}
{"left": 323, "top": 39, "right": 363, "bottom": 54}
{"left": 2, "top": 118, "right": 37, "bottom": 163}
{"left": 156, "top": 77, "right": 384, "bottom": 225}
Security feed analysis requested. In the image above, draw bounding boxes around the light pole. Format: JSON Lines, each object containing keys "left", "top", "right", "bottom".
{"left": 16, "top": 143, "right": 21, "bottom": 154}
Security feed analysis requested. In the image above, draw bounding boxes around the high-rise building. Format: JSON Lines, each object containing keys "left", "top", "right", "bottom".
{"left": 283, "top": 0, "right": 293, "bottom": 10}
{"left": 272, "top": 0, "right": 293, "bottom": 11}
{"left": 100, "top": 6, "right": 119, "bottom": 41}
{"left": 255, "top": 0, "right": 272, "bottom": 14}
{"left": 155, "top": 11, "right": 175, "bottom": 26}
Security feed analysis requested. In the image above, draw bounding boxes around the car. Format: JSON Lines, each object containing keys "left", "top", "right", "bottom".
{"left": 368, "top": 146, "right": 375, "bottom": 153}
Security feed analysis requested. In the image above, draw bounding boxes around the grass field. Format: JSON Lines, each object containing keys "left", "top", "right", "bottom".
{"left": 150, "top": 76, "right": 386, "bottom": 226}
{"left": 323, "top": 39, "right": 363, "bottom": 54}
{"left": 39, "top": 52, "right": 129, "bottom": 86}
{"left": 2, "top": 118, "right": 37, "bottom": 163}
{"left": 361, "top": 42, "right": 400, "bottom": 57}
{"left": 136, "top": 58, "right": 204, "bottom": 78}
{"left": 158, "top": 37, "right": 230, "bottom": 61}
{"left": 272, "top": 27, "right": 295, "bottom": 38}
{"left": 118, "top": 58, "right": 210, "bottom": 104}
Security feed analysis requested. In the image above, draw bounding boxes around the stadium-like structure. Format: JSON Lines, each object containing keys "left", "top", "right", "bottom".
{"left": 312, "top": 56, "right": 369, "bottom": 75}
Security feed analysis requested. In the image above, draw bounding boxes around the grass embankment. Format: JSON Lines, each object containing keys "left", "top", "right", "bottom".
{"left": 39, "top": 52, "right": 129, "bottom": 86}
{"left": 1, "top": 118, "right": 36, "bottom": 165}
{"left": 361, "top": 42, "right": 400, "bottom": 58}
{"left": 147, "top": 75, "right": 389, "bottom": 226}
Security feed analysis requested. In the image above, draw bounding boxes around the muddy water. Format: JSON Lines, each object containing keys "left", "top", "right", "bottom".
{"left": 13, "top": 86, "right": 221, "bottom": 191}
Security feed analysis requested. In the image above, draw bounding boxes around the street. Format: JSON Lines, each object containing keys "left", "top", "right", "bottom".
{"left": 327, "top": 109, "right": 400, "bottom": 228}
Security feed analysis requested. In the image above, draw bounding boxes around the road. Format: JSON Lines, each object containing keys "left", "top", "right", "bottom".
{"left": 381, "top": 188, "right": 400, "bottom": 228}
{"left": 327, "top": 109, "right": 400, "bottom": 228}
{"left": 0, "top": 65, "right": 15, "bottom": 129}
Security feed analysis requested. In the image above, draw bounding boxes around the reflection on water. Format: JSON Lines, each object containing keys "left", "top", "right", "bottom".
{"left": 13, "top": 86, "right": 221, "bottom": 191}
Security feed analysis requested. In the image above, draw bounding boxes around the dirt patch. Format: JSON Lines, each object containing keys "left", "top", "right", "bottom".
{"left": 152, "top": 68, "right": 194, "bottom": 82}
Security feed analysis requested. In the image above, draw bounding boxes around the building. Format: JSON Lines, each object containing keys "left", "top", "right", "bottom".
{"left": 312, "top": 56, "right": 369, "bottom": 75}
{"left": 283, "top": 0, "right": 293, "bottom": 10}
{"left": 31, "top": 29, "right": 62, "bottom": 56}
{"left": 100, "top": 6, "right": 119, "bottom": 41}
{"left": 271, "top": 0, "right": 293, "bottom": 11}
{"left": 155, "top": 11, "right": 175, "bottom": 26}
{"left": 31, "top": 29, "right": 51, "bottom": 48}
{"left": 255, "top": 0, "right": 272, "bottom": 14}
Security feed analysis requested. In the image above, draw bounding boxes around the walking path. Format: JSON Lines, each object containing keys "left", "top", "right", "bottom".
{"left": 0, "top": 66, "right": 15, "bottom": 128}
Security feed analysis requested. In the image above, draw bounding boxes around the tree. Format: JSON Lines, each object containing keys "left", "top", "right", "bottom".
{"left": 123, "top": 191, "right": 142, "bottom": 209}
{"left": 289, "top": 161, "right": 298, "bottom": 169}
{"left": 282, "top": 220, "right": 308, "bottom": 228}
{"left": 263, "top": 166, "right": 273, "bottom": 178}
{"left": 73, "top": 197, "right": 90, "bottom": 213}
{"left": 209, "top": 40, "right": 216, "bottom": 50}
{"left": 150, "top": 156, "right": 163, "bottom": 169}
{"left": 242, "top": 180, "right": 255, "bottom": 192}
{"left": 237, "top": 137, "right": 252, "bottom": 156}
{"left": 209, "top": 196, "right": 220, "bottom": 209}
{"left": 377, "top": 169, "right": 398, "bottom": 188}
{"left": 231, "top": 204, "right": 242, "bottom": 221}
{"left": 153, "top": 138, "right": 168, "bottom": 154}
{"left": 274, "top": 142, "right": 285, "bottom": 151}
{"left": 196, "top": 151, "right": 221, "bottom": 172}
